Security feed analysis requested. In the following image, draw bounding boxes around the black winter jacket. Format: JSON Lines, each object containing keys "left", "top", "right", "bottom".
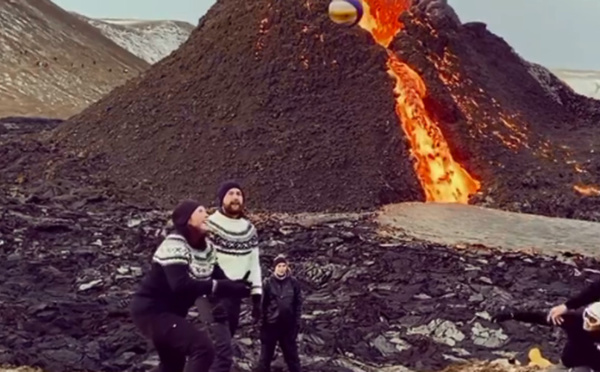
{"left": 130, "top": 234, "right": 227, "bottom": 317}
{"left": 503, "top": 310, "right": 600, "bottom": 370}
{"left": 566, "top": 279, "right": 600, "bottom": 310}
{"left": 261, "top": 274, "right": 302, "bottom": 326}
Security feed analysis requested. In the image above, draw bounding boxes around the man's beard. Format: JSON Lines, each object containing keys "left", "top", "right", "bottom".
{"left": 223, "top": 202, "right": 243, "bottom": 217}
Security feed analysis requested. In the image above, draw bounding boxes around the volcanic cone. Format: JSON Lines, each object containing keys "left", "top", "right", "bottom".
{"left": 53, "top": 0, "right": 600, "bottom": 218}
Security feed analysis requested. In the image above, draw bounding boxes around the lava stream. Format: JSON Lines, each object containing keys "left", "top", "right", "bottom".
{"left": 358, "top": 0, "right": 480, "bottom": 203}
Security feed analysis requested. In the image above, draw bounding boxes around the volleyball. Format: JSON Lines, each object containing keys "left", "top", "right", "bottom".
{"left": 328, "top": 0, "right": 364, "bottom": 27}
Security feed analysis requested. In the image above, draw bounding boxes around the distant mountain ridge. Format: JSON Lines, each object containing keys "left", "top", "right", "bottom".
{"left": 0, "top": 0, "right": 148, "bottom": 119}
{"left": 550, "top": 68, "right": 600, "bottom": 99}
{"left": 74, "top": 13, "right": 195, "bottom": 64}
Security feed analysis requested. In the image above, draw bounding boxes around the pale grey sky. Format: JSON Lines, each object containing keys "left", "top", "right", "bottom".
{"left": 53, "top": 0, "right": 599, "bottom": 71}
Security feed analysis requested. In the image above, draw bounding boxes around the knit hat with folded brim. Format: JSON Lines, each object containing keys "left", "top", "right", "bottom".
{"left": 217, "top": 180, "right": 244, "bottom": 207}
{"left": 273, "top": 254, "right": 288, "bottom": 266}
{"left": 172, "top": 200, "right": 201, "bottom": 235}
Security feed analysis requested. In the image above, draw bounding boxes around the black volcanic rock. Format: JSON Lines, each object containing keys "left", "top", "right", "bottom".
{"left": 1, "top": 121, "right": 599, "bottom": 371}
{"left": 0, "top": 185, "right": 599, "bottom": 371}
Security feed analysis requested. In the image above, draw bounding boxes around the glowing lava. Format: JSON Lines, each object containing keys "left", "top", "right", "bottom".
{"left": 574, "top": 184, "right": 600, "bottom": 197}
{"left": 358, "top": 0, "right": 480, "bottom": 203}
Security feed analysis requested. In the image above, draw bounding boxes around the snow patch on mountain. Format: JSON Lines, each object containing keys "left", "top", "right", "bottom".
{"left": 551, "top": 68, "right": 600, "bottom": 100}
{"left": 78, "top": 15, "right": 194, "bottom": 64}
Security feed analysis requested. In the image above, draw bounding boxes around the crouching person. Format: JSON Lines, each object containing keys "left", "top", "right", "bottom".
{"left": 256, "top": 255, "right": 302, "bottom": 372}
{"left": 130, "top": 200, "right": 252, "bottom": 372}
{"left": 492, "top": 302, "right": 600, "bottom": 371}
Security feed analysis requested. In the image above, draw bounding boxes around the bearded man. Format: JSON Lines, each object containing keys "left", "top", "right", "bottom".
{"left": 207, "top": 181, "right": 263, "bottom": 336}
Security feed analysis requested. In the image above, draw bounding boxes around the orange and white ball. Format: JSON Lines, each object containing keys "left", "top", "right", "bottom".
{"left": 328, "top": 0, "right": 364, "bottom": 27}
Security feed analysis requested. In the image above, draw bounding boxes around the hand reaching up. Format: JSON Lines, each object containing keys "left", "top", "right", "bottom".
{"left": 547, "top": 304, "right": 567, "bottom": 325}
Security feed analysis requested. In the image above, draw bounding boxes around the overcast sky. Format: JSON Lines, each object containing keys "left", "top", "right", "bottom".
{"left": 53, "top": 0, "right": 599, "bottom": 71}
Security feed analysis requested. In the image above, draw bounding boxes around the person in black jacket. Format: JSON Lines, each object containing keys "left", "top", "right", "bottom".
{"left": 130, "top": 200, "right": 252, "bottom": 372}
{"left": 255, "top": 254, "right": 302, "bottom": 372}
{"left": 492, "top": 302, "right": 600, "bottom": 371}
{"left": 548, "top": 279, "right": 600, "bottom": 326}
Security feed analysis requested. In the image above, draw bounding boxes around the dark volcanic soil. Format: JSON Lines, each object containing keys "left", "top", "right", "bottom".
{"left": 47, "top": 0, "right": 600, "bottom": 219}
{"left": 0, "top": 117, "right": 63, "bottom": 137}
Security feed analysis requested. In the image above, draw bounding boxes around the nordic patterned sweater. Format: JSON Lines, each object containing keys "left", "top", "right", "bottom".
{"left": 207, "top": 210, "right": 262, "bottom": 296}
{"left": 131, "top": 233, "right": 227, "bottom": 316}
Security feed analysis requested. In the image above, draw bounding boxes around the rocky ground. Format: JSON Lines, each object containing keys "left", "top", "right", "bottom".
{"left": 2, "top": 119, "right": 600, "bottom": 372}
{"left": 0, "top": 362, "right": 549, "bottom": 372}
{"left": 2, "top": 177, "right": 598, "bottom": 372}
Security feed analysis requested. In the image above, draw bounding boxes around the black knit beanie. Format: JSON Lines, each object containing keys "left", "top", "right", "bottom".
{"left": 273, "top": 254, "right": 288, "bottom": 267}
{"left": 217, "top": 180, "right": 244, "bottom": 207}
{"left": 172, "top": 200, "right": 201, "bottom": 236}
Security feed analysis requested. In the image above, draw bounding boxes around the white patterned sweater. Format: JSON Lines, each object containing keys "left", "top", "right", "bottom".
{"left": 207, "top": 210, "right": 262, "bottom": 296}
{"left": 152, "top": 233, "right": 218, "bottom": 280}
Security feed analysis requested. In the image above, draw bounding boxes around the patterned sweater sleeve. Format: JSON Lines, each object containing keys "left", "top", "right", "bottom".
{"left": 249, "top": 228, "right": 263, "bottom": 296}
{"left": 153, "top": 237, "right": 214, "bottom": 297}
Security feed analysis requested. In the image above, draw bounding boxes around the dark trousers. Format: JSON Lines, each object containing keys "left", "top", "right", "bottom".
{"left": 132, "top": 311, "right": 215, "bottom": 372}
{"left": 196, "top": 297, "right": 233, "bottom": 372}
{"left": 256, "top": 322, "right": 301, "bottom": 372}
{"left": 561, "top": 339, "right": 600, "bottom": 370}
{"left": 220, "top": 297, "right": 242, "bottom": 337}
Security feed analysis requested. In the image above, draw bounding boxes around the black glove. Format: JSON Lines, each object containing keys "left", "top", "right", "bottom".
{"left": 212, "top": 303, "right": 228, "bottom": 323}
{"left": 491, "top": 312, "right": 514, "bottom": 323}
{"left": 214, "top": 279, "right": 251, "bottom": 298}
{"left": 234, "top": 271, "right": 251, "bottom": 286}
{"left": 251, "top": 294, "right": 261, "bottom": 323}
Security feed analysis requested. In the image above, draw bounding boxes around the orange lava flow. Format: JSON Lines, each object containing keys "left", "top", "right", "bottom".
{"left": 359, "top": 0, "right": 480, "bottom": 203}
{"left": 574, "top": 184, "right": 600, "bottom": 197}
